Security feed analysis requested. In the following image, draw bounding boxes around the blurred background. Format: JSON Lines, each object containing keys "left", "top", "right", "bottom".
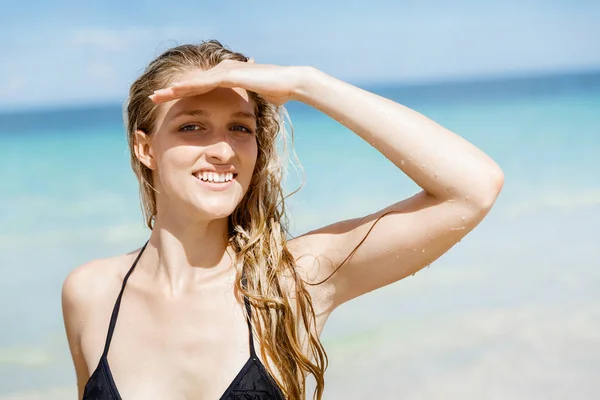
{"left": 1, "top": 1, "right": 599, "bottom": 399}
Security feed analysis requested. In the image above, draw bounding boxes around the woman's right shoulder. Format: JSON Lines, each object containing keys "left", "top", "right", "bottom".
{"left": 61, "top": 249, "right": 141, "bottom": 313}
{"left": 61, "top": 249, "right": 142, "bottom": 395}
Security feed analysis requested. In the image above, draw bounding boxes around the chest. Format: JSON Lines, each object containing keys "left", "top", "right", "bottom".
{"left": 82, "top": 291, "right": 262, "bottom": 400}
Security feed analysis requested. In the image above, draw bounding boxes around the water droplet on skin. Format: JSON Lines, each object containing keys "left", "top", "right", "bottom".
{"left": 419, "top": 165, "right": 425, "bottom": 170}
{"left": 460, "top": 216, "right": 466, "bottom": 221}
{"left": 465, "top": 196, "right": 470, "bottom": 201}
{"left": 412, "top": 248, "right": 417, "bottom": 252}
{"left": 434, "top": 173, "right": 439, "bottom": 179}
{"left": 339, "top": 119, "right": 344, "bottom": 124}
{"left": 422, "top": 249, "right": 425, "bottom": 252}
{"left": 400, "top": 160, "right": 405, "bottom": 165}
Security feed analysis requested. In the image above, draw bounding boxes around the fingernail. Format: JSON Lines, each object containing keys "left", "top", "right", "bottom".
{"left": 153, "top": 89, "right": 168, "bottom": 95}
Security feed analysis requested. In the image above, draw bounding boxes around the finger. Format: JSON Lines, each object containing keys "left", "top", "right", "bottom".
{"left": 148, "top": 87, "right": 175, "bottom": 103}
{"left": 150, "top": 76, "right": 218, "bottom": 103}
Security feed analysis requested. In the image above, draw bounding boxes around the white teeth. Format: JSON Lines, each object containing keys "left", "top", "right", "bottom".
{"left": 196, "top": 171, "right": 235, "bottom": 183}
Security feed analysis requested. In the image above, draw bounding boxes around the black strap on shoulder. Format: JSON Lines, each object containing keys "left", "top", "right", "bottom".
{"left": 241, "top": 272, "right": 257, "bottom": 358}
{"left": 101, "top": 240, "right": 149, "bottom": 358}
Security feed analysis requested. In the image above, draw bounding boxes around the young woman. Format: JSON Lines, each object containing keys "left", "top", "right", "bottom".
{"left": 62, "top": 40, "right": 504, "bottom": 400}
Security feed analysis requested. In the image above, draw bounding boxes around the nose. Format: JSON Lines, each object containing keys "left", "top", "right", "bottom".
{"left": 205, "top": 137, "right": 235, "bottom": 164}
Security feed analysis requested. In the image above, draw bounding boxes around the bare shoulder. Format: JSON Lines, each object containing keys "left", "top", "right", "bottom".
{"left": 62, "top": 250, "right": 139, "bottom": 310}
{"left": 61, "top": 248, "right": 142, "bottom": 396}
{"left": 61, "top": 249, "right": 141, "bottom": 341}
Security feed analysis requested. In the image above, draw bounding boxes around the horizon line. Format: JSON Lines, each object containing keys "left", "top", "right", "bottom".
{"left": 1, "top": 65, "right": 599, "bottom": 116}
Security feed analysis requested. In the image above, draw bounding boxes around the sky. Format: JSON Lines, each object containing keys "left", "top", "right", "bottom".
{"left": 1, "top": 0, "right": 599, "bottom": 111}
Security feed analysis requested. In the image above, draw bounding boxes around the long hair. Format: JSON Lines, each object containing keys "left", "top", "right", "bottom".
{"left": 124, "top": 40, "right": 327, "bottom": 399}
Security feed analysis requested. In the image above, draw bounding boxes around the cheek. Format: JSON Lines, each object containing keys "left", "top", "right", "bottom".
{"left": 156, "top": 145, "right": 197, "bottom": 179}
{"left": 244, "top": 138, "right": 259, "bottom": 172}
{"left": 232, "top": 138, "right": 258, "bottom": 187}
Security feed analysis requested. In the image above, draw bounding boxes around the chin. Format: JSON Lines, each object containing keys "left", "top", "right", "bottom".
{"left": 194, "top": 196, "right": 240, "bottom": 220}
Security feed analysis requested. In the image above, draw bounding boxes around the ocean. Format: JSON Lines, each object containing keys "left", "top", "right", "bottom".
{"left": 1, "top": 70, "right": 599, "bottom": 399}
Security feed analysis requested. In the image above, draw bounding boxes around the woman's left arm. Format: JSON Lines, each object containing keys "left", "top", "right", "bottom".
{"left": 287, "top": 66, "right": 504, "bottom": 309}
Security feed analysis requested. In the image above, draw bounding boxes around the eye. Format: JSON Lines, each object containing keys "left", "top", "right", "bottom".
{"left": 230, "top": 124, "right": 253, "bottom": 134}
{"left": 178, "top": 124, "right": 204, "bottom": 132}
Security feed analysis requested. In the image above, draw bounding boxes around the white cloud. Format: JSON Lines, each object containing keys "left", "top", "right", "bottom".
{"left": 1, "top": 4, "right": 599, "bottom": 110}
{"left": 70, "top": 28, "right": 149, "bottom": 52}
{"left": 6, "top": 74, "right": 27, "bottom": 98}
{"left": 0, "top": 26, "right": 216, "bottom": 110}
{"left": 68, "top": 26, "right": 214, "bottom": 53}
{"left": 85, "top": 61, "right": 118, "bottom": 80}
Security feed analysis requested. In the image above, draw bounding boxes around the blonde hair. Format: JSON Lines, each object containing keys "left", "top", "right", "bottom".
{"left": 124, "top": 40, "right": 327, "bottom": 399}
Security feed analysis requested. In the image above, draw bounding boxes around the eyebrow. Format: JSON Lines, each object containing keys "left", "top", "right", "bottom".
{"left": 171, "top": 109, "right": 256, "bottom": 120}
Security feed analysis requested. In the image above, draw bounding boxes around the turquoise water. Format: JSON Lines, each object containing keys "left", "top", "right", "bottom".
{"left": 1, "top": 71, "right": 599, "bottom": 397}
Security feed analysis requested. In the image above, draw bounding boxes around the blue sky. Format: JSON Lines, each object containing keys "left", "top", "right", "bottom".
{"left": 1, "top": 0, "right": 599, "bottom": 111}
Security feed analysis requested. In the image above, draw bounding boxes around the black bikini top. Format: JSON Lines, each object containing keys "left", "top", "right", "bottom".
{"left": 82, "top": 240, "right": 286, "bottom": 400}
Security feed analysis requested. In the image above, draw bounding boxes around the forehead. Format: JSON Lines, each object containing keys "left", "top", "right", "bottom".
{"left": 155, "top": 72, "right": 255, "bottom": 127}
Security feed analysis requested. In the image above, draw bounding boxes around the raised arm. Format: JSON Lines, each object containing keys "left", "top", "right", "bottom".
{"left": 287, "top": 67, "right": 504, "bottom": 310}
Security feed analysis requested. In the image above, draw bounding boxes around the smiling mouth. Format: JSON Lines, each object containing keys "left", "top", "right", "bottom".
{"left": 193, "top": 171, "right": 238, "bottom": 183}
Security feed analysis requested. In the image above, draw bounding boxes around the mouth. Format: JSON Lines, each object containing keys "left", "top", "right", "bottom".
{"left": 193, "top": 171, "right": 238, "bottom": 184}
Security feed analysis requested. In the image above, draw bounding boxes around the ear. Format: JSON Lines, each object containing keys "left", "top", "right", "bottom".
{"left": 134, "top": 130, "right": 156, "bottom": 170}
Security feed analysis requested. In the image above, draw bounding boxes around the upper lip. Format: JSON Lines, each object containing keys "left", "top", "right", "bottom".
{"left": 192, "top": 167, "right": 237, "bottom": 175}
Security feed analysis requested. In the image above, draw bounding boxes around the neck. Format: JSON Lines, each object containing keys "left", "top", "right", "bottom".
{"left": 141, "top": 213, "right": 235, "bottom": 296}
